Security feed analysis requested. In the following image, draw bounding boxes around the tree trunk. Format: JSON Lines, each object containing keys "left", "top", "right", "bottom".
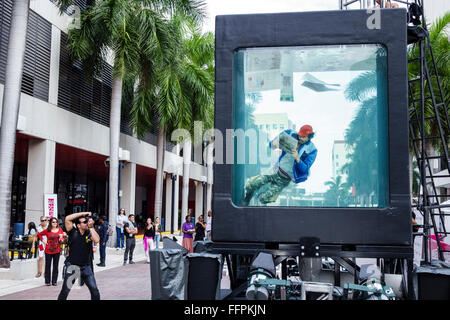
{"left": 0, "top": 0, "right": 30, "bottom": 268}
{"left": 181, "top": 139, "right": 192, "bottom": 218}
{"left": 154, "top": 129, "right": 166, "bottom": 221}
{"left": 108, "top": 77, "right": 123, "bottom": 247}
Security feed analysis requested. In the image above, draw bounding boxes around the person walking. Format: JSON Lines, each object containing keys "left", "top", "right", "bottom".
{"left": 143, "top": 217, "right": 155, "bottom": 264}
{"left": 37, "top": 217, "right": 65, "bottom": 286}
{"left": 96, "top": 216, "right": 109, "bottom": 267}
{"left": 123, "top": 214, "right": 138, "bottom": 265}
{"left": 116, "top": 208, "right": 126, "bottom": 250}
{"left": 154, "top": 217, "right": 162, "bottom": 249}
{"left": 58, "top": 212, "right": 100, "bottom": 300}
{"left": 182, "top": 215, "right": 195, "bottom": 253}
{"left": 32, "top": 216, "right": 49, "bottom": 278}
{"left": 194, "top": 215, "right": 206, "bottom": 242}
{"left": 205, "top": 210, "right": 212, "bottom": 240}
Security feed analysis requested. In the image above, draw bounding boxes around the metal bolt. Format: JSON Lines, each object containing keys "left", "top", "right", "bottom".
{"left": 315, "top": 253, "right": 319, "bottom": 256}
{"left": 301, "top": 246, "right": 305, "bottom": 250}
{"left": 301, "top": 252, "right": 305, "bottom": 256}
{"left": 315, "top": 246, "right": 319, "bottom": 250}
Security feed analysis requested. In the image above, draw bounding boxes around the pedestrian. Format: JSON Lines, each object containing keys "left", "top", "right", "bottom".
{"left": 154, "top": 217, "right": 162, "bottom": 249}
{"left": 116, "top": 208, "right": 127, "bottom": 250}
{"left": 37, "top": 217, "right": 65, "bottom": 286}
{"left": 96, "top": 216, "right": 109, "bottom": 267}
{"left": 32, "top": 216, "right": 49, "bottom": 278}
{"left": 123, "top": 214, "right": 138, "bottom": 265}
{"left": 194, "top": 215, "right": 206, "bottom": 242}
{"left": 182, "top": 215, "right": 194, "bottom": 253}
{"left": 58, "top": 212, "right": 100, "bottom": 300}
{"left": 205, "top": 210, "right": 212, "bottom": 240}
{"left": 143, "top": 217, "right": 155, "bottom": 264}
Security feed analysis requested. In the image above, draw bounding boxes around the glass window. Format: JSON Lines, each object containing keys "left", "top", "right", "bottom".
{"left": 232, "top": 44, "right": 389, "bottom": 208}
{"left": 266, "top": 124, "right": 270, "bottom": 131}
{"left": 273, "top": 124, "right": 277, "bottom": 130}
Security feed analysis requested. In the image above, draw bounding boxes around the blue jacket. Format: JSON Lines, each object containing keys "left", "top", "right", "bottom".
{"left": 269, "top": 129, "right": 317, "bottom": 184}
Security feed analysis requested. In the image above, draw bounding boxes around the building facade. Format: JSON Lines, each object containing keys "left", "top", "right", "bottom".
{"left": 0, "top": 0, "right": 212, "bottom": 235}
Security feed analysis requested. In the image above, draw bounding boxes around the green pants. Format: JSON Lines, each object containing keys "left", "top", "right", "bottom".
{"left": 243, "top": 171, "right": 291, "bottom": 204}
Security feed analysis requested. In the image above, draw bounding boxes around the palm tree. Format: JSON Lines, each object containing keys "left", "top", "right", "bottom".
{"left": 0, "top": 0, "right": 30, "bottom": 268}
{"left": 324, "top": 175, "right": 350, "bottom": 207}
{"left": 343, "top": 70, "right": 380, "bottom": 206}
{"left": 179, "top": 22, "right": 214, "bottom": 222}
{"left": 129, "top": 8, "right": 209, "bottom": 226}
{"left": 65, "top": 0, "right": 142, "bottom": 244}
{"left": 408, "top": 12, "right": 450, "bottom": 154}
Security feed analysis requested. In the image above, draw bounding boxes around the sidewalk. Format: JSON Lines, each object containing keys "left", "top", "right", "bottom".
{"left": 0, "top": 235, "right": 183, "bottom": 298}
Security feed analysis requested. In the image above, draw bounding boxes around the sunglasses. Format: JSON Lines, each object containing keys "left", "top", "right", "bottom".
{"left": 80, "top": 220, "right": 88, "bottom": 224}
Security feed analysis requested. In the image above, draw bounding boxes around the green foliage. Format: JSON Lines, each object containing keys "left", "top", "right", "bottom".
{"left": 129, "top": 11, "right": 215, "bottom": 145}
{"left": 324, "top": 175, "right": 351, "bottom": 206}
{"left": 408, "top": 12, "right": 450, "bottom": 153}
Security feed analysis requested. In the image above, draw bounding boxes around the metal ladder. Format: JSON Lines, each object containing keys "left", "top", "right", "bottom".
{"left": 406, "top": 0, "right": 450, "bottom": 263}
{"left": 340, "top": 0, "right": 450, "bottom": 262}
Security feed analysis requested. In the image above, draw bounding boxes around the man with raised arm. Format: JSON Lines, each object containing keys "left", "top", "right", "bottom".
{"left": 57, "top": 212, "right": 101, "bottom": 300}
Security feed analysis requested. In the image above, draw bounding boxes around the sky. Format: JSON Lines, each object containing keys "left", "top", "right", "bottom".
{"left": 202, "top": 0, "right": 338, "bottom": 33}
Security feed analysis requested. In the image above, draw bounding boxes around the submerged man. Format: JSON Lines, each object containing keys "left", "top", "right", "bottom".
{"left": 242, "top": 124, "right": 317, "bottom": 205}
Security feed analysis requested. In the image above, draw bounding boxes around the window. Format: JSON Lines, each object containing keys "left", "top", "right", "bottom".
{"left": 273, "top": 124, "right": 277, "bottom": 130}
{"left": 280, "top": 124, "right": 285, "bottom": 130}
{"left": 266, "top": 124, "right": 270, "bottom": 131}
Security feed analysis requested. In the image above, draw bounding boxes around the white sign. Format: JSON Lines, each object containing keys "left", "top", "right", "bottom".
{"left": 44, "top": 194, "right": 58, "bottom": 219}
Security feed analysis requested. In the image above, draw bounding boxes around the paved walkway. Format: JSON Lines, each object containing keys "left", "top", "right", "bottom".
{"left": 0, "top": 235, "right": 231, "bottom": 300}
{"left": 1, "top": 260, "right": 151, "bottom": 300}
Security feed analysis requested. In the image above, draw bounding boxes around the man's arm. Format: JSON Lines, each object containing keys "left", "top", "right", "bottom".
{"left": 65, "top": 212, "right": 91, "bottom": 232}
{"left": 294, "top": 149, "right": 318, "bottom": 173}
{"left": 87, "top": 219, "right": 100, "bottom": 243}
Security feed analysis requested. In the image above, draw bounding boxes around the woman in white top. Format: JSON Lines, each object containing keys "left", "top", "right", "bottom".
{"left": 116, "top": 208, "right": 127, "bottom": 250}
{"left": 32, "top": 216, "right": 49, "bottom": 278}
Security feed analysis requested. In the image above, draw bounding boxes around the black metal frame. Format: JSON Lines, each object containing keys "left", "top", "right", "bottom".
{"left": 213, "top": 9, "right": 412, "bottom": 248}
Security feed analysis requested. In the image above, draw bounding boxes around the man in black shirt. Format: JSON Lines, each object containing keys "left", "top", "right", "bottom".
{"left": 57, "top": 212, "right": 100, "bottom": 300}
{"left": 123, "top": 214, "right": 138, "bottom": 265}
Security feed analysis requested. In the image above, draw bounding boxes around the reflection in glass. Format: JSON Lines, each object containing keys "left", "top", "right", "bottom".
{"left": 232, "top": 45, "right": 389, "bottom": 208}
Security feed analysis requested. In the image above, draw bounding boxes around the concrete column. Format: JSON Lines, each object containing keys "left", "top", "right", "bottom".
{"left": 121, "top": 162, "right": 136, "bottom": 216}
{"left": 48, "top": 25, "right": 61, "bottom": 105}
{"left": 206, "top": 142, "right": 214, "bottom": 213}
{"left": 174, "top": 174, "right": 180, "bottom": 232}
{"left": 25, "top": 139, "right": 55, "bottom": 228}
{"left": 165, "top": 175, "right": 172, "bottom": 232}
{"left": 173, "top": 144, "right": 180, "bottom": 232}
{"left": 194, "top": 181, "right": 203, "bottom": 223}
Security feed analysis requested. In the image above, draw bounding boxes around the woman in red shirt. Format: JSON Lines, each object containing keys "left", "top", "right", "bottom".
{"left": 38, "top": 217, "right": 65, "bottom": 286}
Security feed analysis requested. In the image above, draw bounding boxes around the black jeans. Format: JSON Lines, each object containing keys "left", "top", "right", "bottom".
{"left": 58, "top": 261, "right": 100, "bottom": 300}
{"left": 45, "top": 253, "right": 60, "bottom": 285}
{"left": 124, "top": 237, "right": 135, "bottom": 262}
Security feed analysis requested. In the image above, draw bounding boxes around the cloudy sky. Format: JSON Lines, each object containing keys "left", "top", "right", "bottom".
{"left": 202, "top": 0, "right": 338, "bottom": 33}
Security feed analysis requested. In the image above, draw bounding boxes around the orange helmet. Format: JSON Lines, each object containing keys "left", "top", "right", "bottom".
{"left": 298, "top": 125, "right": 313, "bottom": 137}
